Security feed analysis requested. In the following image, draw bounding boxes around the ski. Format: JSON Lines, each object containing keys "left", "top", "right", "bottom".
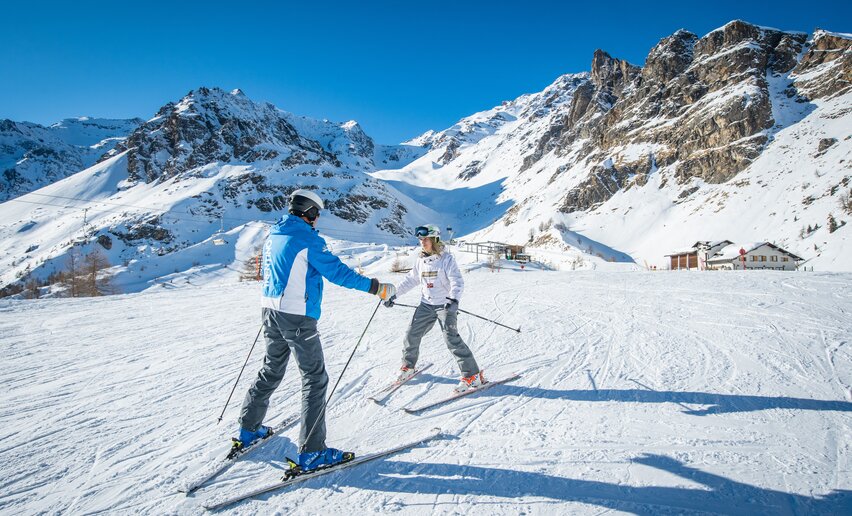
{"left": 402, "top": 373, "right": 521, "bottom": 414}
{"left": 179, "top": 414, "right": 300, "bottom": 495}
{"left": 367, "top": 362, "right": 433, "bottom": 404}
{"left": 202, "top": 427, "right": 443, "bottom": 511}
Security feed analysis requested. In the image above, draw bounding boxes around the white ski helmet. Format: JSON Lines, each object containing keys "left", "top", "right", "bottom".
{"left": 414, "top": 224, "right": 440, "bottom": 239}
{"left": 289, "top": 189, "right": 324, "bottom": 221}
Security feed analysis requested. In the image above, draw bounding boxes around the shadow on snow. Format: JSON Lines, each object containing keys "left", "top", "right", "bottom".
{"left": 412, "top": 378, "right": 852, "bottom": 416}
{"left": 344, "top": 454, "right": 852, "bottom": 515}
{"left": 480, "top": 383, "right": 852, "bottom": 416}
{"left": 237, "top": 386, "right": 851, "bottom": 513}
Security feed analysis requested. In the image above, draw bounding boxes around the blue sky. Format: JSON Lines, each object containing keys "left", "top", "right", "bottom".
{"left": 1, "top": 1, "right": 850, "bottom": 143}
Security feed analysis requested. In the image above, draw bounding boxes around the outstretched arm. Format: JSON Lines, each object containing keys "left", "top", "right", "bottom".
{"left": 306, "top": 237, "right": 395, "bottom": 299}
{"left": 306, "top": 238, "right": 374, "bottom": 293}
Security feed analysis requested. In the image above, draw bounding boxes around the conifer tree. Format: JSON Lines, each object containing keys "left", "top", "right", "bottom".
{"left": 828, "top": 213, "right": 839, "bottom": 234}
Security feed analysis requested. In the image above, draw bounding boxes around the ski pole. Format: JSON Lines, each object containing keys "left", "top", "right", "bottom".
{"left": 392, "top": 301, "right": 521, "bottom": 333}
{"left": 301, "top": 299, "right": 382, "bottom": 453}
{"left": 458, "top": 307, "right": 521, "bottom": 333}
{"left": 217, "top": 324, "right": 264, "bottom": 424}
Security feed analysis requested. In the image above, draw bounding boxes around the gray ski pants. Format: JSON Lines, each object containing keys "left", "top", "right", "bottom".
{"left": 239, "top": 308, "right": 329, "bottom": 453}
{"left": 403, "top": 302, "right": 479, "bottom": 377}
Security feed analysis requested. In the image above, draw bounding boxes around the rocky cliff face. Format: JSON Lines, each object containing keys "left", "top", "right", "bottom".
{"left": 403, "top": 21, "right": 848, "bottom": 217}
{"left": 101, "top": 87, "right": 427, "bottom": 238}
{"left": 545, "top": 21, "right": 820, "bottom": 212}
{"left": 109, "top": 88, "right": 338, "bottom": 184}
{"left": 380, "top": 20, "right": 850, "bottom": 269}
{"left": 792, "top": 30, "right": 852, "bottom": 100}
{"left": 0, "top": 88, "right": 437, "bottom": 293}
{"left": 0, "top": 117, "right": 142, "bottom": 201}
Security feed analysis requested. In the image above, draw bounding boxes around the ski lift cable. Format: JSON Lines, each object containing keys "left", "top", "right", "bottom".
{"left": 7, "top": 197, "right": 414, "bottom": 243}
{"left": 9, "top": 197, "right": 229, "bottom": 227}
{"left": 21, "top": 193, "right": 416, "bottom": 239}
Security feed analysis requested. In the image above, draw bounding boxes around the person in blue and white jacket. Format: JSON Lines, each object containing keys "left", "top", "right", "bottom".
{"left": 237, "top": 189, "right": 395, "bottom": 472}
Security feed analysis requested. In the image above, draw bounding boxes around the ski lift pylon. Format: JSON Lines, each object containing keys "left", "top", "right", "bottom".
{"left": 213, "top": 216, "right": 227, "bottom": 246}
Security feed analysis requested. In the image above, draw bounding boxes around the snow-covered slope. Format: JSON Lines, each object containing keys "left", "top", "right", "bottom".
{"left": 0, "top": 117, "right": 143, "bottom": 201}
{"left": 372, "top": 21, "right": 852, "bottom": 271}
{"left": 1, "top": 266, "right": 849, "bottom": 514}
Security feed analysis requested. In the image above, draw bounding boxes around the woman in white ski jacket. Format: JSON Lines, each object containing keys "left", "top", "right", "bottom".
{"left": 385, "top": 224, "right": 483, "bottom": 392}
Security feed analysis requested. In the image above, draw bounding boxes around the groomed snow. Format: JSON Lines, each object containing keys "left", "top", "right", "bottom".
{"left": 1, "top": 263, "right": 849, "bottom": 514}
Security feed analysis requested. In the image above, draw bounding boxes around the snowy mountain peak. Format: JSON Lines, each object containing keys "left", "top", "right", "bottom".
{"left": 705, "top": 19, "right": 807, "bottom": 39}
{"left": 590, "top": 49, "right": 640, "bottom": 88}
{"left": 0, "top": 87, "right": 438, "bottom": 294}
{"left": 112, "top": 86, "right": 334, "bottom": 184}
{"left": 373, "top": 22, "right": 852, "bottom": 272}
{"left": 2, "top": 20, "right": 851, "bottom": 300}
{"left": 812, "top": 28, "right": 852, "bottom": 41}
{"left": 47, "top": 117, "right": 145, "bottom": 147}
{"left": 0, "top": 116, "right": 142, "bottom": 202}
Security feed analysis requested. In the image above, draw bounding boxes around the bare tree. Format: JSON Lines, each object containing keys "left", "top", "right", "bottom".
{"left": 488, "top": 251, "right": 501, "bottom": 272}
{"left": 390, "top": 255, "right": 406, "bottom": 273}
{"left": 828, "top": 213, "right": 839, "bottom": 234}
{"left": 240, "top": 247, "right": 263, "bottom": 282}
{"left": 63, "top": 248, "right": 82, "bottom": 297}
{"left": 80, "top": 249, "right": 116, "bottom": 296}
{"left": 839, "top": 189, "right": 852, "bottom": 215}
{"left": 24, "top": 278, "right": 41, "bottom": 299}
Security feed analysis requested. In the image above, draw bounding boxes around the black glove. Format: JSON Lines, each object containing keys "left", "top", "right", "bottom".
{"left": 444, "top": 298, "right": 459, "bottom": 313}
{"left": 383, "top": 294, "right": 396, "bottom": 308}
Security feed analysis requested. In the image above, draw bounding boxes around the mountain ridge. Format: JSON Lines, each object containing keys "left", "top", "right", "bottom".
{"left": 377, "top": 20, "right": 851, "bottom": 271}
{"left": 0, "top": 116, "right": 143, "bottom": 201}
{"left": 0, "top": 19, "right": 850, "bottom": 297}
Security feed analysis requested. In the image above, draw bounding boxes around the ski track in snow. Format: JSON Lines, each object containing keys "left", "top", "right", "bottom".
{"left": 0, "top": 270, "right": 851, "bottom": 514}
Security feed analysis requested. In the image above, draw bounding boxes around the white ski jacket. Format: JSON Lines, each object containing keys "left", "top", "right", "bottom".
{"left": 396, "top": 251, "right": 464, "bottom": 306}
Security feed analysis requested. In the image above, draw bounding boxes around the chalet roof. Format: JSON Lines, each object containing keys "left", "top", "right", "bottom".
{"left": 709, "top": 243, "right": 761, "bottom": 261}
{"left": 706, "top": 242, "right": 804, "bottom": 262}
{"left": 693, "top": 240, "right": 733, "bottom": 249}
{"left": 666, "top": 240, "right": 734, "bottom": 256}
{"left": 664, "top": 248, "right": 698, "bottom": 257}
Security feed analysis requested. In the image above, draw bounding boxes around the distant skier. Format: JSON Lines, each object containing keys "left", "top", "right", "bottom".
{"left": 383, "top": 224, "right": 484, "bottom": 392}
{"left": 236, "top": 189, "right": 396, "bottom": 471}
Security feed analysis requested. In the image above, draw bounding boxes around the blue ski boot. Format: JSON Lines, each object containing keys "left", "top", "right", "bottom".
{"left": 297, "top": 447, "right": 355, "bottom": 472}
{"left": 228, "top": 425, "right": 273, "bottom": 460}
{"left": 238, "top": 425, "right": 272, "bottom": 448}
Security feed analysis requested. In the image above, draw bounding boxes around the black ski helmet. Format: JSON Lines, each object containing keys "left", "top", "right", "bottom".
{"left": 289, "top": 189, "right": 324, "bottom": 221}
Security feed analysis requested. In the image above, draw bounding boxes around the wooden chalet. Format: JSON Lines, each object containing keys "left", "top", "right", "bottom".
{"left": 665, "top": 240, "right": 733, "bottom": 270}
{"left": 705, "top": 242, "right": 803, "bottom": 271}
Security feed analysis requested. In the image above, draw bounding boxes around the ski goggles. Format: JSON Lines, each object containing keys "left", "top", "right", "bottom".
{"left": 414, "top": 226, "right": 431, "bottom": 238}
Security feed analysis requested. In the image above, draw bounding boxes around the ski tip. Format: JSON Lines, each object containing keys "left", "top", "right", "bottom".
{"left": 402, "top": 407, "right": 418, "bottom": 414}
{"left": 176, "top": 480, "right": 199, "bottom": 494}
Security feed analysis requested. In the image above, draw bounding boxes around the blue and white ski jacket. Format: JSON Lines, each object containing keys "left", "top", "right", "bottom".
{"left": 261, "top": 215, "right": 374, "bottom": 319}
